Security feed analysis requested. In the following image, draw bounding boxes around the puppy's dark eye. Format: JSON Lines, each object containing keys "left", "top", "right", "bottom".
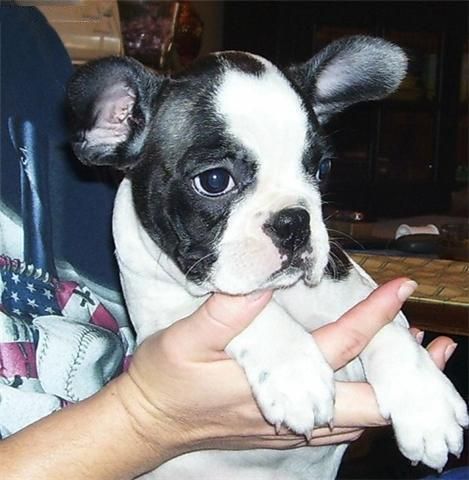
{"left": 193, "top": 168, "right": 236, "bottom": 197}
{"left": 316, "top": 158, "right": 331, "bottom": 182}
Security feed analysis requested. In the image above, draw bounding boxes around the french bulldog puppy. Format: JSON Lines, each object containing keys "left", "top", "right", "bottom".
{"left": 68, "top": 36, "right": 468, "bottom": 479}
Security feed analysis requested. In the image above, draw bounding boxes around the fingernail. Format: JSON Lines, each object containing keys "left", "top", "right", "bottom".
{"left": 415, "top": 330, "right": 425, "bottom": 344}
{"left": 397, "top": 280, "right": 418, "bottom": 302}
{"left": 444, "top": 343, "right": 458, "bottom": 362}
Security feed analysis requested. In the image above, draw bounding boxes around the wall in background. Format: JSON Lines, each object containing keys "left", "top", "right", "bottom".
{"left": 192, "top": 1, "right": 224, "bottom": 57}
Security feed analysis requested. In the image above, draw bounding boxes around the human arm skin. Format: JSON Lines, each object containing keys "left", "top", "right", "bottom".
{"left": 0, "top": 278, "right": 456, "bottom": 480}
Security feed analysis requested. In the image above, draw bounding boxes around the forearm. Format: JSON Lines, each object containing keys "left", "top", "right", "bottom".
{"left": 0, "top": 379, "right": 387, "bottom": 480}
{"left": 0, "top": 375, "right": 167, "bottom": 480}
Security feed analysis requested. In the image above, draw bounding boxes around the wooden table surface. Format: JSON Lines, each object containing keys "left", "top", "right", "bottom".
{"left": 351, "top": 253, "right": 469, "bottom": 336}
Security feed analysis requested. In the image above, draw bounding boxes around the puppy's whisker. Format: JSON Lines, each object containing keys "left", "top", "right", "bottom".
{"left": 323, "top": 212, "right": 337, "bottom": 223}
{"left": 327, "top": 238, "right": 351, "bottom": 281}
{"left": 327, "top": 228, "right": 365, "bottom": 250}
{"left": 326, "top": 249, "right": 339, "bottom": 280}
{"left": 183, "top": 252, "right": 217, "bottom": 286}
{"left": 182, "top": 227, "right": 225, "bottom": 287}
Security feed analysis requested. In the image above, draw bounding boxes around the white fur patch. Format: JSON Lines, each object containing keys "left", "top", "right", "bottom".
{"left": 216, "top": 62, "right": 308, "bottom": 177}
{"left": 210, "top": 61, "right": 329, "bottom": 293}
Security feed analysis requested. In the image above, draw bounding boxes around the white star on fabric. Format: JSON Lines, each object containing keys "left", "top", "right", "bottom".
{"left": 43, "top": 289, "right": 53, "bottom": 300}
{"left": 11, "top": 273, "right": 20, "bottom": 284}
{"left": 27, "top": 298, "right": 38, "bottom": 309}
{"left": 12, "top": 308, "right": 21, "bottom": 315}
{"left": 10, "top": 291, "right": 19, "bottom": 302}
{"left": 44, "top": 307, "right": 56, "bottom": 314}
{"left": 26, "top": 283, "right": 36, "bottom": 293}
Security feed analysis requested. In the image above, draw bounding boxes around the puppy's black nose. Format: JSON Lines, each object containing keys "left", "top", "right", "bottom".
{"left": 268, "top": 207, "right": 310, "bottom": 252}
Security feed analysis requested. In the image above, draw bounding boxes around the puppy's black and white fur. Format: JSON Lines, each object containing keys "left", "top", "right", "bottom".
{"left": 68, "top": 36, "right": 468, "bottom": 479}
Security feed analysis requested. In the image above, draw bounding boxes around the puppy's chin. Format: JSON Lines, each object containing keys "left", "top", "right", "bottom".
{"left": 184, "top": 256, "right": 326, "bottom": 297}
{"left": 181, "top": 240, "right": 329, "bottom": 296}
{"left": 207, "top": 264, "right": 318, "bottom": 296}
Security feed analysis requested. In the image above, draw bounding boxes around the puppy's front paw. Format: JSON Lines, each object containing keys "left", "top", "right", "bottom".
{"left": 242, "top": 340, "right": 335, "bottom": 436}
{"left": 377, "top": 361, "right": 469, "bottom": 471}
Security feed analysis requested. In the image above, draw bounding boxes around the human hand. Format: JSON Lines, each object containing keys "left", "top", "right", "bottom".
{"left": 114, "top": 278, "right": 457, "bottom": 474}
{"left": 2, "top": 278, "right": 455, "bottom": 480}
{"left": 312, "top": 278, "right": 458, "bottom": 439}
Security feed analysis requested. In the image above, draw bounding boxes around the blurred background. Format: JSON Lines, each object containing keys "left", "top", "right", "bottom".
{"left": 28, "top": 0, "right": 467, "bottom": 222}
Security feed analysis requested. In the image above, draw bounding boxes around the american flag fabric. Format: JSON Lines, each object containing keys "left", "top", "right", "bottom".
{"left": 1, "top": 256, "right": 61, "bottom": 321}
{"left": 0, "top": 255, "right": 135, "bottom": 438}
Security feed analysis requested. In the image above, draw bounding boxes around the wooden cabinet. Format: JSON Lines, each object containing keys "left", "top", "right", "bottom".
{"left": 223, "top": 1, "right": 467, "bottom": 217}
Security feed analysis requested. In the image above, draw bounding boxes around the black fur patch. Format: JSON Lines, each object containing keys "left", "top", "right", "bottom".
{"left": 219, "top": 51, "right": 266, "bottom": 76}
{"left": 130, "top": 54, "right": 259, "bottom": 284}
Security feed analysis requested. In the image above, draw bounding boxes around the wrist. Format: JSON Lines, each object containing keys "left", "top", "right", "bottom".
{"left": 0, "top": 374, "right": 174, "bottom": 480}
{"left": 112, "top": 371, "right": 185, "bottom": 471}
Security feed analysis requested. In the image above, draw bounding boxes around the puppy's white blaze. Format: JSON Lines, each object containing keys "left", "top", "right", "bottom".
{"left": 209, "top": 63, "right": 330, "bottom": 293}
{"left": 216, "top": 66, "right": 308, "bottom": 179}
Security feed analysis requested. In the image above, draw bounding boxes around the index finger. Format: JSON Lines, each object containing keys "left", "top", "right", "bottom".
{"left": 313, "top": 277, "right": 417, "bottom": 370}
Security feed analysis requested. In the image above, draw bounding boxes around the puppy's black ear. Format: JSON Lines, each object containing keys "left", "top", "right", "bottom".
{"left": 67, "top": 56, "right": 163, "bottom": 169}
{"left": 288, "top": 36, "right": 407, "bottom": 123}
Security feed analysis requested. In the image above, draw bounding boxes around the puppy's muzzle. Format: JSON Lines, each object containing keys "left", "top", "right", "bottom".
{"left": 265, "top": 207, "right": 311, "bottom": 254}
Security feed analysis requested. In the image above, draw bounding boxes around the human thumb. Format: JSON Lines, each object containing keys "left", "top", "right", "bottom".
{"left": 172, "top": 291, "right": 272, "bottom": 361}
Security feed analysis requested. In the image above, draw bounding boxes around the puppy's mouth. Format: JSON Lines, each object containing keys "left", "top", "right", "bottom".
{"left": 266, "top": 266, "right": 302, "bottom": 286}
{"left": 265, "top": 252, "right": 315, "bottom": 289}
